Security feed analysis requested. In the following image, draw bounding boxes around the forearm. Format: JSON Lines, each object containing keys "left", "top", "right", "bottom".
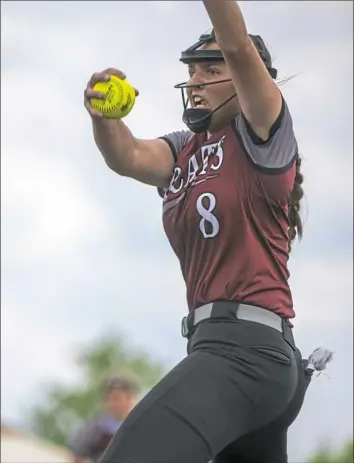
{"left": 203, "top": 0, "right": 281, "bottom": 140}
{"left": 92, "top": 118, "right": 137, "bottom": 175}
{"left": 203, "top": 0, "right": 249, "bottom": 53}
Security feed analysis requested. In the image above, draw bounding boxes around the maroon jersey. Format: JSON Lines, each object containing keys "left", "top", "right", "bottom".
{"left": 159, "top": 99, "right": 298, "bottom": 319}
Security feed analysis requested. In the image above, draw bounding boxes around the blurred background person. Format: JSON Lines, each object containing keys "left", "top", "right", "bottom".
{"left": 68, "top": 375, "right": 139, "bottom": 463}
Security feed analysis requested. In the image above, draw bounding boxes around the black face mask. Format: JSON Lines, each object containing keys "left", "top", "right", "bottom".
{"left": 174, "top": 31, "right": 277, "bottom": 134}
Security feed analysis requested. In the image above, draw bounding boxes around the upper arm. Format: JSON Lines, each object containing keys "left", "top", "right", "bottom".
{"left": 235, "top": 96, "right": 298, "bottom": 171}
{"left": 113, "top": 138, "right": 175, "bottom": 188}
{"left": 116, "top": 130, "right": 192, "bottom": 189}
{"left": 222, "top": 38, "right": 282, "bottom": 141}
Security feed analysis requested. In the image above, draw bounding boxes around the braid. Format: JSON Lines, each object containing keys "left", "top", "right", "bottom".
{"left": 288, "top": 155, "right": 304, "bottom": 252}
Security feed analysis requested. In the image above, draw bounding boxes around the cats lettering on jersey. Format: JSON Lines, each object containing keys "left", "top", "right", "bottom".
{"left": 165, "top": 136, "right": 225, "bottom": 199}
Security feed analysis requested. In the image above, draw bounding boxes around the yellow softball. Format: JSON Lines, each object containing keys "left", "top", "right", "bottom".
{"left": 91, "top": 75, "right": 136, "bottom": 119}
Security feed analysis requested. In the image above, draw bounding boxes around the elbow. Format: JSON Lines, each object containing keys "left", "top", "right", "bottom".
{"left": 103, "top": 148, "right": 138, "bottom": 178}
{"left": 104, "top": 157, "right": 131, "bottom": 177}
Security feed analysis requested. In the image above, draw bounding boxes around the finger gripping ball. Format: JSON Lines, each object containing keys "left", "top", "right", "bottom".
{"left": 91, "top": 75, "right": 136, "bottom": 119}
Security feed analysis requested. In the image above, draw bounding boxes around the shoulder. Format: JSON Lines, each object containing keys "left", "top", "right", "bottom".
{"left": 157, "top": 129, "right": 194, "bottom": 198}
{"left": 158, "top": 130, "right": 194, "bottom": 162}
{"left": 234, "top": 95, "right": 298, "bottom": 173}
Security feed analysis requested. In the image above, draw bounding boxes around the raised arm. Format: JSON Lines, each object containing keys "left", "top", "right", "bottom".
{"left": 85, "top": 69, "right": 175, "bottom": 188}
{"left": 202, "top": 0, "right": 282, "bottom": 141}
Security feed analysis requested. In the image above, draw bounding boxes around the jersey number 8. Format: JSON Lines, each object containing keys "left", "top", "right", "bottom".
{"left": 196, "top": 193, "right": 220, "bottom": 239}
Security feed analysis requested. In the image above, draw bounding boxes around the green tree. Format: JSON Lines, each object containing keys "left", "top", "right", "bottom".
{"left": 309, "top": 438, "right": 353, "bottom": 463}
{"left": 27, "top": 335, "right": 166, "bottom": 447}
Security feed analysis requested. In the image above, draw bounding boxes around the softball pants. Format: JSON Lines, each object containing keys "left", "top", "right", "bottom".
{"left": 100, "top": 302, "right": 311, "bottom": 463}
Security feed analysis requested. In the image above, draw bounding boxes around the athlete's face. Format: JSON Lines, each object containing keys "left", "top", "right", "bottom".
{"left": 186, "top": 42, "right": 240, "bottom": 133}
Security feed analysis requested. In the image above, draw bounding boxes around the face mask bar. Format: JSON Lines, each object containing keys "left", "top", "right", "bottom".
{"left": 174, "top": 78, "right": 232, "bottom": 90}
{"left": 174, "top": 78, "right": 234, "bottom": 111}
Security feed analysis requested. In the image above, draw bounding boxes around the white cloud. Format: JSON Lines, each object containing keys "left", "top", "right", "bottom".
{"left": 299, "top": 139, "right": 353, "bottom": 210}
{"left": 2, "top": 143, "right": 109, "bottom": 261}
{"left": 290, "top": 256, "right": 353, "bottom": 322}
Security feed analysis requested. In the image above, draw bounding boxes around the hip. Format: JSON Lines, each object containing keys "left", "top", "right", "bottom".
{"left": 184, "top": 301, "right": 299, "bottom": 381}
{"left": 184, "top": 303, "right": 300, "bottom": 422}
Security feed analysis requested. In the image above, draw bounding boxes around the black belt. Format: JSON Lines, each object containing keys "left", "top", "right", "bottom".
{"left": 181, "top": 301, "right": 295, "bottom": 349}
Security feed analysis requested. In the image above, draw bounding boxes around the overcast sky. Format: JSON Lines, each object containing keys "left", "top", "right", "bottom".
{"left": 1, "top": 1, "right": 353, "bottom": 461}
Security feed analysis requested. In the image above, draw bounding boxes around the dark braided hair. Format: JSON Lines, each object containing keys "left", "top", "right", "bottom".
{"left": 288, "top": 155, "right": 304, "bottom": 252}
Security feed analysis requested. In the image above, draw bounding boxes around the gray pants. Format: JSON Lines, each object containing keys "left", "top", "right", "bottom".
{"left": 100, "top": 307, "right": 311, "bottom": 463}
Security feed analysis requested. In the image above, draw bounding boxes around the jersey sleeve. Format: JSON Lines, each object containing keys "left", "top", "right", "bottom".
{"left": 158, "top": 130, "right": 193, "bottom": 162}
{"left": 157, "top": 130, "right": 193, "bottom": 198}
{"left": 235, "top": 96, "right": 298, "bottom": 172}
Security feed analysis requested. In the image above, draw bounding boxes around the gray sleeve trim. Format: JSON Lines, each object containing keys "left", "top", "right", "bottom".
{"left": 157, "top": 130, "right": 193, "bottom": 198}
{"left": 159, "top": 130, "right": 193, "bottom": 162}
{"left": 235, "top": 98, "right": 298, "bottom": 170}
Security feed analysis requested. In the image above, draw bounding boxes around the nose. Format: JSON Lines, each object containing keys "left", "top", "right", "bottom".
{"left": 187, "top": 68, "right": 207, "bottom": 89}
{"left": 188, "top": 77, "right": 205, "bottom": 90}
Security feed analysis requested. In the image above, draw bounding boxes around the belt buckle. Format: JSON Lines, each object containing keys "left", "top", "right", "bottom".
{"left": 181, "top": 316, "right": 189, "bottom": 338}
